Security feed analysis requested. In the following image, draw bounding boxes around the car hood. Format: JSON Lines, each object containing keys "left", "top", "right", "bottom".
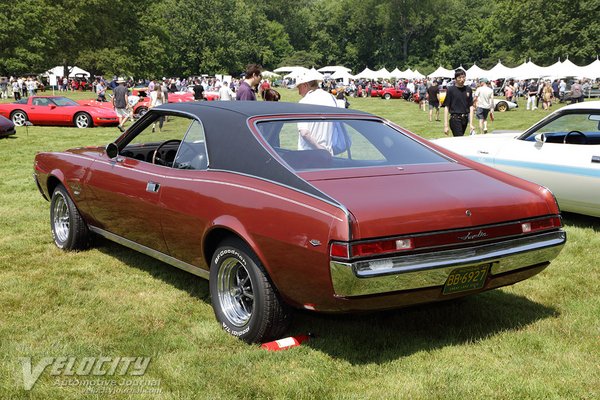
{"left": 306, "top": 165, "right": 553, "bottom": 239}
{"left": 432, "top": 132, "right": 520, "bottom": 158}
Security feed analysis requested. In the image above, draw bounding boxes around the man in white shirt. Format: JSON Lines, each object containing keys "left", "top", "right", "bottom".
{"left": 474, "top": 78, "right": 494, "bottom": 134}
{"left": 295, "top": 70, "right": 342, "bottom": 154}
{"left": 218, "top": 81, "right": 234, "bottom": 101}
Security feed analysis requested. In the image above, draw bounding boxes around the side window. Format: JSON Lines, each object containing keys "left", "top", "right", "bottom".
{"left": 120, "top": 114, "right": 194, "bottom": 165}
{"left": 173, "top": 120, "right": 208, "bottom": 170}
{"left": 33, "top": 98, "right": 49, "bottom": 106}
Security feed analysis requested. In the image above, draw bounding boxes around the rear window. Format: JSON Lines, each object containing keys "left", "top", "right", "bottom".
{"left": 256, "top": 119, "right": 448, "bottom": 170}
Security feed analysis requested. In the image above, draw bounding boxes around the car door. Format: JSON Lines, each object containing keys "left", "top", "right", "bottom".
{"left": 27, "top": 97, "right": 55, "bottom": 124}
{"left": 158, "top": 119, "right": 211, "bottom": 269}
{"left": 493, "top": 112, "right": 600, "bottom": 215}
{"left": 85, "top": 112, "right": 193, "bottom": 253}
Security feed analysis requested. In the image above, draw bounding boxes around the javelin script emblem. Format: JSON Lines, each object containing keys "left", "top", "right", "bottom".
{"left": 458, "top": 230, "right": 488, "bottom": 241}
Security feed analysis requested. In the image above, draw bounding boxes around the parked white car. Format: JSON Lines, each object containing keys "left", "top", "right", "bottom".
{"left": 433, "top": 101, "right": 600, "bottom": 217}
{"left": 494, "top": 99, "right": 518, "bottom": 112}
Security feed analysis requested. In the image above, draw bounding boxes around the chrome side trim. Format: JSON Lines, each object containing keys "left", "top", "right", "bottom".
{"left": 330, "top": 230, "right": 566, "bottom": 297}
{"left": 89, "top": 226, "right": 209, "bottom": 280}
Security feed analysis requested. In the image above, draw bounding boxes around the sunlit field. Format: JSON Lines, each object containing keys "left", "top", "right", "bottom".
{"left": 0, "top": 89, "right": 598, "bottom": 399}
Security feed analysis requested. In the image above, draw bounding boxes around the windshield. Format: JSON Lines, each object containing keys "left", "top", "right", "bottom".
{"left": 256, "top": 119, "right": 449, "bottom": 171}
{"left": 52, "top": 97, "right": 79, "bottom": 107}
{"left": 520, "top": 111, "right": 600, "bottom": 144}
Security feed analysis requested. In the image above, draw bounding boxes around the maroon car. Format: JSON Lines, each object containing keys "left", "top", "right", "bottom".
{"left": 33, "top": 102, "right": 566, "bottom": 342}
{"left": 0, "top": 114, "right": 16, "bottom": 138}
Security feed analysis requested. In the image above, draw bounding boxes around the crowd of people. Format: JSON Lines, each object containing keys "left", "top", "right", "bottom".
{"left": 1, "top": 64, "right": 597, "bottom": 139}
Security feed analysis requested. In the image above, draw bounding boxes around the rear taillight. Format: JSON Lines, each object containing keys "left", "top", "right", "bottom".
{"left": 330, "top": 239, "right": 413, "bottom": 260}
{"left": 352, "top": 238, "right": 414, "bottom": 258}
{"left": 331, "top": 216, "right": 561, "bottom": 261}
{"left": 522, "top": 216, "right": 562, "bottom": 233}
{"left": 330, "top": 242, "right": 349, "bottom": 259}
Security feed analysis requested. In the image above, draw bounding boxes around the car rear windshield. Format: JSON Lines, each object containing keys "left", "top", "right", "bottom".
{"left": 256, "top": 119, "right": 449, "bottom": 171}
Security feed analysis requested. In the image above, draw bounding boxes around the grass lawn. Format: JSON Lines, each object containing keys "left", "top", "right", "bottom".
{"left": 0, "top": 90, "right": 599, "bottom": 399}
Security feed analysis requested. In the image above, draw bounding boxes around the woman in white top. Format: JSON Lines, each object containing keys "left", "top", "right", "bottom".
{"left": 151, "top": 84, "right": 166, "bottom": 132}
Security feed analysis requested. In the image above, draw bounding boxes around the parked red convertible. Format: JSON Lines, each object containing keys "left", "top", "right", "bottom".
{"left": 378, "top": 87, "right": 405, "bottom": 99}
{"left": 0, "top": 96, "right": 119, "bottom": 128}
{"left": 34, "top": 102, "right": 566, "bottom": 342}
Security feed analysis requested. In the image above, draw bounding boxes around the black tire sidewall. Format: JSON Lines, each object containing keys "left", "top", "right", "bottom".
{"left": 209, "top": 244, "right": 268, "bottom": 342}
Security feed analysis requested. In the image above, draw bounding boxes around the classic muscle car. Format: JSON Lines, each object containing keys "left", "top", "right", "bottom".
{"left": 1, "top": 96, "right": 119, "bottom": 128}
{"left": 434, "top": 101, "right": 600, "bottom": 217}
{"left": 34, "top": 102, "right": 566, "bottom": 343}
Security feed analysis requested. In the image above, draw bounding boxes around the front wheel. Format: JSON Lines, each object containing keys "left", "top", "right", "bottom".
{"left": 383, "top": 93, "right": 391, "bottom": 100}
{"left": 74, "top": 112, "right": 92, "bottom": 128}
{"left": 209, "top": 238, "right": 291, "bottom": 343}
{"left": 50, "top": 185, "right": 90, "bottom": 250}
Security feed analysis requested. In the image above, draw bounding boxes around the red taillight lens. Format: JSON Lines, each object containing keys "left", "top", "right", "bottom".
{"left": 352, "top": 238, "right": 413, "bottom": 258}
{"left": 330, "top": 242, "right": 350, "bottom": 259}
{"left": 522, "top": 216, "right": 561, "bottom": 233}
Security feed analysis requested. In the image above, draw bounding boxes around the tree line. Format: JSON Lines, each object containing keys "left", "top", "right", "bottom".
{"left": 1, "top": 0, "right": 598, "bottom": 78}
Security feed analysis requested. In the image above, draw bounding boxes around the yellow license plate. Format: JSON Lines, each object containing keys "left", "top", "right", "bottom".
{"left": 443, "top": 264, "right": 489, "bottom": 295}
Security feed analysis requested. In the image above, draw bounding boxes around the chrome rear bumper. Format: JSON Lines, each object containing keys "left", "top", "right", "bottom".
{"left": 330, "top": 230, "right": 566, "bottom": 297}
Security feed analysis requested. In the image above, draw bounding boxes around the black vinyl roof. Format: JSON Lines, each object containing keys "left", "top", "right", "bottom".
{"left": 152, "top": 101, "right": 375, "bottom": 205}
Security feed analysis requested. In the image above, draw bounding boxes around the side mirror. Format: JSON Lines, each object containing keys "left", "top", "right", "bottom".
{"left": 534, "top": 133, "right": 546, "bottom": 143}
{"left": 49, "top": 105, "right": 56, "bottom": 109}
{"left": 106, "top": 142, "right": 119, "bottom": 159}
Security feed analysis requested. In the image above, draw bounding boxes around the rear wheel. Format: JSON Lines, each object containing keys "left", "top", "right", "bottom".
{"left": 209, "top": 238, "right": 291, "bottom": 343}
{"left": 496, "top": 101, "right": 508, "bottom": 112}
{"left": 74, "top": 112, "right": 92, "bottom": 128}
{"left": 11, "top": 110, "right": 28, "bottom": 126}
{"left": 134, "top": 106, "right": 148, "bottom": 119}
{"left": 383, "top": 93, "right": 392, "bottom": 100}
{"left": 50, "top": 185, "right": 90, "bottom": 250}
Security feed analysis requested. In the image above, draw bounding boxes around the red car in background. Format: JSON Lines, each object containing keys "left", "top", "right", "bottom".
{"left": 378, "top": 87, "right": 406, "bottom": 99}
{"left": 0, "top": 96, "right": 119, "bottom": 128}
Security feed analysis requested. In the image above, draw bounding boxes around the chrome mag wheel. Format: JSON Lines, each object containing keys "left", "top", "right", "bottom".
{"left": 52, "top": 191, "right": 70, "bottom": 243}
{"left": 217, "top": 257, "right": 254, "bottom": 327}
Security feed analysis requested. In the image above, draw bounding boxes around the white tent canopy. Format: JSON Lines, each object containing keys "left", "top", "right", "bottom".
{"left": 353, "top": 67, "right": 379, "bottom": 80}
{"left": 466, "top": 63, "right": 490, "bottom": 79}
{"left": 511, "top": 61, "right": 546, "bottom": 79}
{"left": 488, "top": 61, "right": 514, "bottom": 79}
{"left": 428, "top": 66, "right": 454, "bottom": 78}
{"left": 282, "top": 67, "right": 310, "bottom": 80}
{"left": 581, "top": 58, "right": 600, "bottom": 79}
{"left": 375, "top": 68, "right": 392, "bottom": 79}
{"left": 261, "top": 70, "right": 280, "bottom": 78}
{"left": 412, "top": 69, "right": 425, "bottom": 79}
{"left": 399, "top": 68, "right": 414, "bottom": 79}
{"left": 330, "top": 69, "right": 354, "bottom": 80}
{"left": 274, "top": 66, "right": 307, "bottom": 74}
{"left": 390, "top": 68, "right": 403, "bottom": 79}
{"left": 44, "top": 65, "right": 90, "bottom": 78}
{"left": 317, "top": 65, "right": 351, "bottom": 73}
{"left": 546, "top": 58, "right": 588, "bottom": 78}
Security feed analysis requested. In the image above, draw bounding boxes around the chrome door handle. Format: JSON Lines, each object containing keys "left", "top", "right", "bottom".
{"left": 592, "top": 156, "right": 600, "bottom": 164}
{"left": 146, "top": 182, "right": 160, "bottom": 193}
